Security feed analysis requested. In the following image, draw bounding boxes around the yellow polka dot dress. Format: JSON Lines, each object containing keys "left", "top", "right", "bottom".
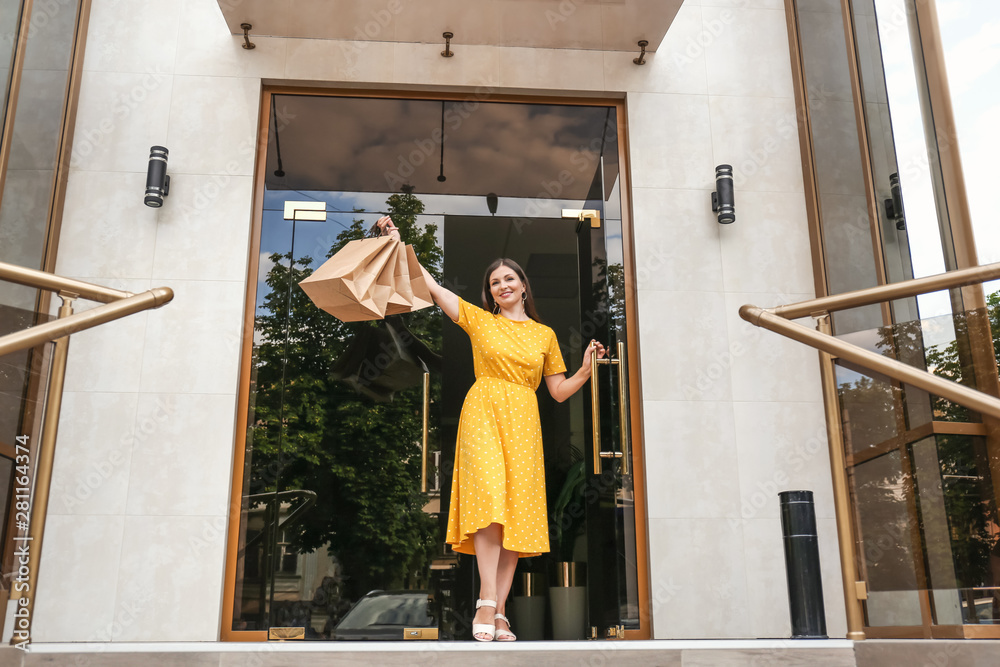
{"left": 445, "top": 298, "right": 567, "bottom": 558}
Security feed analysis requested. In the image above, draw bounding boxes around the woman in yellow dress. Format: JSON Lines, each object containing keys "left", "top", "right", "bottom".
{"left": 376, "top": 216, "right": 606, "bottom": 642}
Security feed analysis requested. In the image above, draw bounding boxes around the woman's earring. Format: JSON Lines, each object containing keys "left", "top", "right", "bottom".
{"left": 493, "top": 302, "right": 500, "bottom": 315}
{"left": 521, "top": 292, "right": 526, "bottom": 302}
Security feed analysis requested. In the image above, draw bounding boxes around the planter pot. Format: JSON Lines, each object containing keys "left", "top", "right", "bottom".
{"left": 511, "top": 572, "right": 546, "bottom": 641}
{"left": 549, "top": 562, "right": 586, "bottom": 640}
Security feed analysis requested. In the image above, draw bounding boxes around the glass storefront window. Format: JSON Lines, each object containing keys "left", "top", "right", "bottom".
{"left": 229, "top": 93, "right": 641, "bottom": 641}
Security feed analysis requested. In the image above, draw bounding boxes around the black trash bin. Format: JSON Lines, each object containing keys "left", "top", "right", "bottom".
{"left": 779, "top": 490, "right": 827, "bottom": 638}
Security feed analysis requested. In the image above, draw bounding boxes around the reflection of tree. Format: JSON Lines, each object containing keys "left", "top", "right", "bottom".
{"left": 589, "top": 256, "right": 625, "bottom": 341}
{"left": 249, "top": 187, "right": 443, "bottom": 617}
{"left": 925, "top": 292, "right": 1000, "bottom": 421}
{"left": 838, "top": 293, "right": 1000, "bottom": 601}
{"left": 936, "top": 435, "right": 997, "bottom": 590}
{"left": 839, "top": 293, "right": 1000, "bottom": 438}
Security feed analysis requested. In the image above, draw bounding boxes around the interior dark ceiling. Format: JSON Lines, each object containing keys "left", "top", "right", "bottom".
{"left": 265, "top": 95, "right": 619, "bottom": 201}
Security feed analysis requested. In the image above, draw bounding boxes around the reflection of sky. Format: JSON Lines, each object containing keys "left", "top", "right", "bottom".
{"left": 265, "top": 96, "right": 618, "bottom": 200}
{"left": 877, "top": 0, "right": 949, "bottom": 319}
{"left": 936, "top": 0, "right": 1000, "bottom": 297}
{"left": 882, "top": 0, "right": 1000, "bottom": 309}
{"left": 875, "top": 0, "right": 998, "bottom": 350}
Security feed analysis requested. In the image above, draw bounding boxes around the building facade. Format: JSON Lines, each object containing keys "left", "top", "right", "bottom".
{"left": 0, "top": 0, "right": 997, "bottom": 659}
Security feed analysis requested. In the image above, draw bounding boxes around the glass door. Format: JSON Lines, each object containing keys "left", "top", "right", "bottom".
{"left": 226, "top": 92, "right": 644, "bottom": 640}
{"left": 578, "top": 151, "right": 640, "bottom": 639}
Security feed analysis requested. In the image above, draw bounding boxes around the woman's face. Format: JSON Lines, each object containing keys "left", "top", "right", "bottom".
{"left": 489, "top": 265, "right": 525, "bottom": 310}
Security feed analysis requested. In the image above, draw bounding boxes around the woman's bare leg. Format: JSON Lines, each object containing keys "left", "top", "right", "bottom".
{"left": 472, "top": 523, "right": 503, "bottom": 638}
{"left": 494, "top": 548, "right": 519, "bottom": 636}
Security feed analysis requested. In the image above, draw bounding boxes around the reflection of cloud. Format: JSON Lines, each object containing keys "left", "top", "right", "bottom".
{"left": 258, "top": 251, "right": 276, "bottom": 275}
{"left": 264, "top": 96, "right": 617, "bottom": 200}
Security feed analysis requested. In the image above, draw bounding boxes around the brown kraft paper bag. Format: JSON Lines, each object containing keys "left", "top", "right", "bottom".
{"left": 383, "top": 242, "right": 415, "bottom": 316}
{"left": 404, "top": 244, "right": 434, "bottom": 311}
{"left": 298, "top": 236, "right": 399, "bottom": 321}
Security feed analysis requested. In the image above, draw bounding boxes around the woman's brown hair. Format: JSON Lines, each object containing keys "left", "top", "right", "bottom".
{"left": 481, "top": 258, "right": 542, "bottom": 322}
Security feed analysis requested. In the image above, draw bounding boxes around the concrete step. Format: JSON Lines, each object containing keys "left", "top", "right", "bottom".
{"left": 854, "top": 639, "right": 1000, "bottom": 667}
{"left": 1, "top": 639, "right": 857, "bottom": 667}
{"left": 4, "top": 637, "right": 998, "bottom": 666}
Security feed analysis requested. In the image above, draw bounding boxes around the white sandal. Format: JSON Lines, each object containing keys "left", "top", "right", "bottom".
{"left": 494, "top": 613, "right": 516, "bottom": 641}
{"left": 473, "top": 599, "right": 497, "bottom": 641}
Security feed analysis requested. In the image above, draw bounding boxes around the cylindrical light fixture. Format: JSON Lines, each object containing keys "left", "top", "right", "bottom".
{"left": 144, "top": 146, "right": 170, "bottom": 208}
{"left": 711, "top": 164, "right": 735, "bottom": 224}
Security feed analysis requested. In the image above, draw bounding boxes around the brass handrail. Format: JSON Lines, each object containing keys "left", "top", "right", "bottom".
{"left": 0, "top": 260, "right": 174, "bottom": 646}
{"left": 0, "top": 259, "right": 132, "bottom": 303}
{"left": 0, "top": 287, "right": 174, "bottom": 357}
{"left": 739, "top": 260, "right": 1000, "bottom": 642}
{"left": 769, "top": 262, "right": 1000, "bottom": 320}
{"left": 739, "top": 306, "right": 1000, "bottom": 420}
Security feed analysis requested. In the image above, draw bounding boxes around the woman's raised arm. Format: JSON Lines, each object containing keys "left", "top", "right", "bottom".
{"left": 376, "top": 216, "right": 459, "bottom": 322}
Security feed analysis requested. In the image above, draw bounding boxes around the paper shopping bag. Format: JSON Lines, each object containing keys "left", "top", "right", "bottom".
{"left": 298, "top": 235, "right": 399, "bottom": 321}
{"left": 404, "top": 245, "right": 434, "bottom": 311}
{"left": 383, "top": 243, "right": 415, "bottom": 316}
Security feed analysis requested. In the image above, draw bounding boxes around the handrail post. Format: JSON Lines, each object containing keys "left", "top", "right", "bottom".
{"left": 815, "top": 313, "right": 866, "bottom": 640}
{"left": 11, "top": 294, "right": 75, "bottom": 645}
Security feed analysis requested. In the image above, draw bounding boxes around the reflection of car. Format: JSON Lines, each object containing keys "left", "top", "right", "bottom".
{"left": 329, "top": 590, "right": 437, "bottom": 640}
{"left": 973, "top": 597, "right": 999, "bottom": 624}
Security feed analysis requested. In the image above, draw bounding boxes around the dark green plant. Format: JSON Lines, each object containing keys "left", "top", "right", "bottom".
{"left": 551, "top": 459, "right": 586, "bottom": 563}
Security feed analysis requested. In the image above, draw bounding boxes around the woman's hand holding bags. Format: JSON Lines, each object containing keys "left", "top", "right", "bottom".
{"left": 297, "top": 219, "right": 434, "bottom": 322}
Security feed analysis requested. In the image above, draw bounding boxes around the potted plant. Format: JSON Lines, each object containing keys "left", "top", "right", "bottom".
{"left": 548, "top": 459, "right": 587, "bottom": 640}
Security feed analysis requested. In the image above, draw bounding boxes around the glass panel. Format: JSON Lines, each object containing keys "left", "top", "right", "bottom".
{"left": 0, "top": 303, "right": 51, "bottom": 448}
{"left": 836, "top": 305, "right": 998, "bottom": 429}
{"left": 923, "top": 434, "right": 1000, "bottom": 625}
{"left": 0, "top": 0, "right": 79, "bottom": 313}
{"left": 850, "top": 0, "right": 955, "bottom": 320}
{"left": 0, "top": 0, "right": 25, "bottom": 145}
{"left": 853, "top": 450, "right": 924, "bottom": 626}
{"left": 839, "top": 306, "right": 1000, "bottom": 628}
{"left": 234, "top": 95, "right": 635, "bottom": 640}
{"left": 795, "top": 0, "right": 884, "bottom": 336}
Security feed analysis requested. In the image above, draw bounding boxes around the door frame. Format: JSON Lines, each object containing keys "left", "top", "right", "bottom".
{"left": 220, "top": 86, "right": 651, "bottom": 641}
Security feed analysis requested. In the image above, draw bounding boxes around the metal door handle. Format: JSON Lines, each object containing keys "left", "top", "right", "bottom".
{"left": 421, "top": 371, "right": 429, "bottom": 493}
{"left": 589, "top": 341, "right": 630, "bottom": 476}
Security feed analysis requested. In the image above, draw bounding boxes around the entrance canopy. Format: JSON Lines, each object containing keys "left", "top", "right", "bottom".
{"left": 217, "top": 0, "right": 680, "bottom": 52}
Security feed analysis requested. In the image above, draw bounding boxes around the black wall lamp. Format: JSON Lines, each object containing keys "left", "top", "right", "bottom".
{"left": 885, "top": 171, "right": 905, "bottom": 230}
{"left": 144, "top": 146, "right": 169, "bottom": 208}
{"left": 712, "top": 164, "right": 735, "bottom": 224}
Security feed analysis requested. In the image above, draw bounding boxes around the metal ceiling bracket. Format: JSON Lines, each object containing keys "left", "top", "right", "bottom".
{"left": 633, "top": 40, "right": 648, "bottom": 65}
{"left": 241, "top": 23, "right": 255, "bottom": 50}
{"left": 562, "top": 208, "right": 601, "bottom": 228}
{"left": 441, "top": 31, "right": 454, "bottom": 57}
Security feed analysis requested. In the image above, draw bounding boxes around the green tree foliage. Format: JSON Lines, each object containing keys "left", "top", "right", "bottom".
{"left": 248, "top": 187, "right": 443, "bottom": 608}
